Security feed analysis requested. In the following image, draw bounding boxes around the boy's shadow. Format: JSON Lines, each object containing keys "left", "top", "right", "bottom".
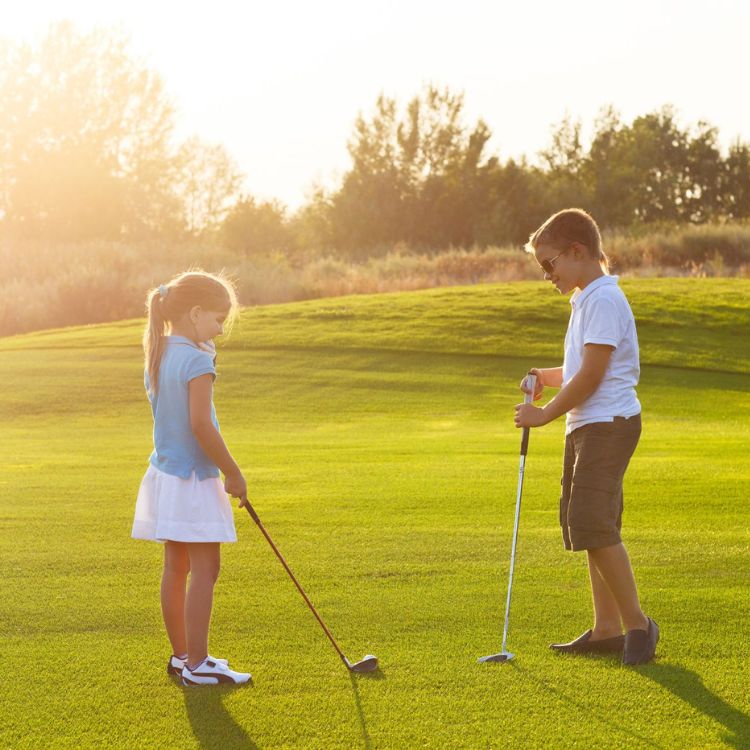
{"left": 642, "top": 663, "right": 750, "bottom": 750}
{"left": 516, "top": 659, "right": 749, "bottom": 749}
{"left": 183, "top": 685, "right": 259, "bottom": 750}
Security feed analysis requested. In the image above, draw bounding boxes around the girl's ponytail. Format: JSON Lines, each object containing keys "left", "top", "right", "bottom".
{"left": 144, "top": 287, "right": 168, "bottom": 397}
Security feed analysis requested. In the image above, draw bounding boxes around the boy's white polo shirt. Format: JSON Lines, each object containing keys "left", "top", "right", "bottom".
{"left": 563, "top": 275, "right": 641, "bottom": 435}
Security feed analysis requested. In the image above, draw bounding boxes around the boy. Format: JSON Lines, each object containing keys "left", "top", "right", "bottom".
{"left": 514, "top": 208, "right": 658, "bottom": 665}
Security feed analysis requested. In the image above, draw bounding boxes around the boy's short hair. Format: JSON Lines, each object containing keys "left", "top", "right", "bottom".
{"left": 525, "top": 208, "right": 608, "bottom": 270}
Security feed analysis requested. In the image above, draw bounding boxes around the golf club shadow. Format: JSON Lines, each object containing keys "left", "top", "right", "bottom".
{"left": 183, "top": 683, "right": 259, "bottom": 750}
{"left": 349, "top": 668, "right": 385, "bottom": 750}
{"left": 638, "top": 663, "right": 750, "bottom": 750}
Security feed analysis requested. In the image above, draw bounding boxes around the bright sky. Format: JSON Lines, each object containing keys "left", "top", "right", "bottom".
{"left": 2, "top": 0, "right": 748, "bottom": 209}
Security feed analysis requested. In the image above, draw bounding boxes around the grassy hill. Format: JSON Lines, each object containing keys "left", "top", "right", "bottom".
{"left": 1, "top": 278, "right": 749, "bottom": 749}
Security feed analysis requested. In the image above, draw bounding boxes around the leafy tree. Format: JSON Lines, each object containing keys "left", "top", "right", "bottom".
{"left": 479, "top": 158, "right": 556, "bottom": 246}
{"left": 0, "top": 22, "right": 244, "bottom": 240}
{"left": 175, "top": 137, "right": 243, "bottom": 234}
{"left": 289, "top": 186, "right": 335, "bottom": 257}
{"left": 540, "top": 114, "right": 585, "bottom": 174}
{"left": 722, "top": 140, "right": 750, "bottom": 219}
{"left": 329, "top": 86, "right": 494, "bottom": 255}
{"left": 584, "top": 106, "right": 727, "bottom": 226}
{"left": 0, "top": 22, "right": 179, "bottom": 238}
{"left": 583, "top": 107, "right": 638, "bottom": 227}
{"left": 221, "top": 196, "right": 292, "bottom": 256}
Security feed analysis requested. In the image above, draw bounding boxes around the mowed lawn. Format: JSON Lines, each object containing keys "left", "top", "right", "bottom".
{"left": 1, "top": 278, "right": 749, "bottom": 749}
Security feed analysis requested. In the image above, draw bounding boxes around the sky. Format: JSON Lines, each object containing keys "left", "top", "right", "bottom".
{"left": 1, "top": 0, "right": 748, "bottom": 209}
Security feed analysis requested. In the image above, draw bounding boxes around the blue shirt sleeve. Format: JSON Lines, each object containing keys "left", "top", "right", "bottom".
{"left": 183, "top": 349, "right": 216, "bottom": 384}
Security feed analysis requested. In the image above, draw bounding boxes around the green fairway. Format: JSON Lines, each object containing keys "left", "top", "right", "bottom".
{"left": 1, "top": 278, "right": 749, "bottom": 749}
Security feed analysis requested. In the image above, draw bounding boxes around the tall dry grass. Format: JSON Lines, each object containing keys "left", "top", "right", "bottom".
{"left": 3, "top": 223, "right": 750, "bottom": 337}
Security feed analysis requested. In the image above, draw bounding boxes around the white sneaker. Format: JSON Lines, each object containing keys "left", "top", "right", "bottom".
{"left": 181, "top": 657, "right": 252, "bottom": 686}
{"left": 167, "top": 654, "right": 228, "bottom": 677}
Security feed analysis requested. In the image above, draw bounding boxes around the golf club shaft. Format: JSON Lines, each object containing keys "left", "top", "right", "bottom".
{"left": 244, "top": 504, "right": 350, "bottom": 668}
{"left": 500, "top": 374, "right": 536, "bottom": 653}
{"left": 501, "top": 454, "right": 526, "bottom": 652}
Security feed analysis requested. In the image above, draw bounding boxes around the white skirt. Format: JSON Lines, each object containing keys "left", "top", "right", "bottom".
{"left": 132, "top": 464, "right": 237, "bottom": 543}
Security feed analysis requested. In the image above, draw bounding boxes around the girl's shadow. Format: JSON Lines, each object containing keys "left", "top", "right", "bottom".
{"left": 183, "top": 685, "right": 259, "bottom": 750}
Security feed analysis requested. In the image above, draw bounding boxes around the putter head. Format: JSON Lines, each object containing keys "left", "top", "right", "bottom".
{"left": 478, "top": 652, "right": 514, "bottom": 664}
{"left": 348, "top": 654, "right": 379, "bottom": 673}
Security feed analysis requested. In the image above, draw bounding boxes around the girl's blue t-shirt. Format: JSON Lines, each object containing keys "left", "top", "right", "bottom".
{"left": 145, "top": 336, "right": 220, "bottom": 480}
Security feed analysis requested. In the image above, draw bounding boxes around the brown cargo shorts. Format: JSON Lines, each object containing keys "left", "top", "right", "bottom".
{"left": 560, "top": 414, "right": 642, "bottom": 551}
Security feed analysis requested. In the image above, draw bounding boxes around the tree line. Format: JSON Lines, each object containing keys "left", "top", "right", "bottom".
{"left": 2, "top": 23, "right": 749, "bottom": 259}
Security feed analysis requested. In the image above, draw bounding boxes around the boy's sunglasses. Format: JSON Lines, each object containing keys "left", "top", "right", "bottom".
{"left": 539, "top": 245, "right": 571, "bottom": 275}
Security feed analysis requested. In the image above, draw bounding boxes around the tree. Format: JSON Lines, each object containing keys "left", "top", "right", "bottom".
{"left": 221, "top": 196, "right": 293, "bottom": 256}
{"left": 723, "top": 140, "right": 750, "bottom": 219}
{"left": 328, "top": 85, "right": 494, "bottom": 255}
{"left": 540, "top": 114, "right": 585, "bottom": 174}
{"left": 174, "top": 137, "right": 244, "bottom": 234}
{"left": 584, "top": 106, "right": 728, "bottom": 226}
{"left": 289, "top": 185, "right": 336, "bottom": 256}
{"left": 479, "top": 158, "right": 555, "bottom": 246}
{"left": 584, "top": 106, "right": 641, "bottom": 227}
{"left": 0, "top": 22, "right": 243, "bottom": 240}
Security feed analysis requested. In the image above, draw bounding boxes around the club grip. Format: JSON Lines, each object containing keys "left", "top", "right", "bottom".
{"left": 520, "top": 373, "right": 537, "bottom": 456}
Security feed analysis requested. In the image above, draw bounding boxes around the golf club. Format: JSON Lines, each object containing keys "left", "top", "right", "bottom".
{"left": 244, "top": 503, "right": 378, "bottom": 673}
{"left": 479, "top": 372, "right": 537, "bottom": 664}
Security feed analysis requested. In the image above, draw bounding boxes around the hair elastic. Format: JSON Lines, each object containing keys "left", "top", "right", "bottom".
{"left": 158, "top": 284, "right": 169, "bottom": 300}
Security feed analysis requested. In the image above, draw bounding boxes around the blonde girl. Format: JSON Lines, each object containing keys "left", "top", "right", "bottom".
{"left": 132, "top": 270, "right": 252, "bottom": 686}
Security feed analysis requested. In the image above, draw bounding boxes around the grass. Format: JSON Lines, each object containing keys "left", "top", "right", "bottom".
{"left": 1, "top": 278, "right": 749, "bottom": 749}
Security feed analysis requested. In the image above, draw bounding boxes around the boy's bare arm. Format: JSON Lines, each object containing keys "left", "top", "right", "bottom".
{"left": 516, "top": 346, "right": 613, "bottom": 428}
{"left": 540, "top": 345, "right": 612, "bottom": 423}
{"left": 534, "top": 366, "right": 563, "bottom": 389}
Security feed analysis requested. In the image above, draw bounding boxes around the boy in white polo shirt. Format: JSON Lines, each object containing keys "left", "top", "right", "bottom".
{"left": 514, "top": 208, "right": 659, "bottom": 665}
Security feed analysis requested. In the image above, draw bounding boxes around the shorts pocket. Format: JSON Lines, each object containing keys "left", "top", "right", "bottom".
{"left": 568, "top": 472, "right": 621, "bottom": 533}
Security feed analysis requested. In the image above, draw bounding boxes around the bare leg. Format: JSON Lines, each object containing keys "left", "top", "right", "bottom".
{"left": 588, "top": 542, "right": 648, "bottom": 632}
{"left": 161, "top": 541, "right": 190, "bottom": 656}
{"left": 587, "top": 553, "right": 624, "bottom": 639}
{"left": 185, "top": 543, "right": 221, "bottom": 668}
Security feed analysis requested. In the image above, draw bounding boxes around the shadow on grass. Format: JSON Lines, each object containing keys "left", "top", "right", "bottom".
{"left": 511, "top": 660, "right": 663, "bottom": 748}
{"left": 514, "top": 658, "right": 750, "bottom": 748}
{"left": 349, "top": 668, "right": 385, "bottom": 750}
{"left": 640, "top": 663, "right": 750, "bottom": 750}
{"left": 183, "top": 684, "right": 259, "bottom": 750}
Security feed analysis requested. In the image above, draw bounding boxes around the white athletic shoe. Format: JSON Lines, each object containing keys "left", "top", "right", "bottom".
{"left": 181, "top": 657, "right": 252, "bottom": 686}
{"left": 167, "top": 654, "right": 228, "bottom": 677}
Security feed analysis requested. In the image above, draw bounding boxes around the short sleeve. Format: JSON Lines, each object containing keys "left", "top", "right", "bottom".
{"left": 583, "top": 295, "right": 625, "bottom": 348}
{"left": 183, "top": 349, "right": 216, "bottom": 384}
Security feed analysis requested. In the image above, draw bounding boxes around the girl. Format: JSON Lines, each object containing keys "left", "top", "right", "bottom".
{"left": 514, "top": 208, "right": 658, "bottom": 665}
{"left": 132, "top": 270, "right": 252, "bottom": 686}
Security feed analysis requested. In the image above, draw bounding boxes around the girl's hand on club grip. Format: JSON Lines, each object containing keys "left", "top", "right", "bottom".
{"left": 224, "top": 471, "right": 247, "bottom": 503}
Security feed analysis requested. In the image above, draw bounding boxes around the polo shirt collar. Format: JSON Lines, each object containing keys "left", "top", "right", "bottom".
{"left": 166, "top": 335, "right": 200, "bottom": 348}
{"left": 570, "top": 274, "right": 619, "bottom": 308}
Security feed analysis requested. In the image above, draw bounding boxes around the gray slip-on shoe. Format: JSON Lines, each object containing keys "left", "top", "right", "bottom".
{"left": 622, "top": 617, "right": 659, "bottom": 665}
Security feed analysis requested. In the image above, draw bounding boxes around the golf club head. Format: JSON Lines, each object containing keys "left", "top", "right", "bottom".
{"left": 348, "top": 654, "right": 379, "bottom": 673}
{"left": 478, "top": 652, "right": 514, "bottom": 664}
